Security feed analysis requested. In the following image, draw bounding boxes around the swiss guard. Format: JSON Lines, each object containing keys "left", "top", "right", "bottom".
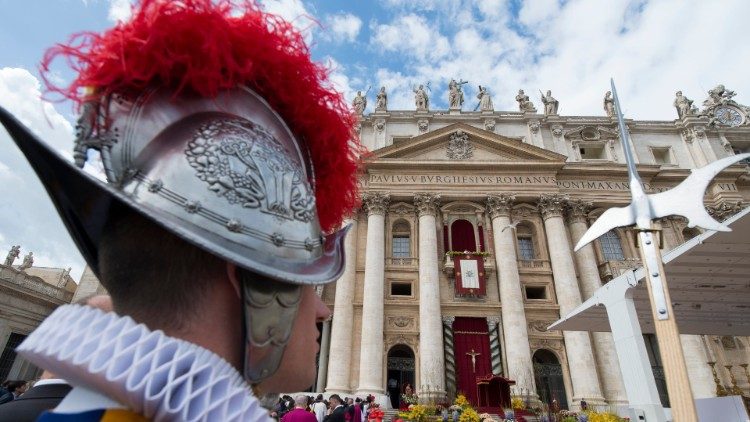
{"left": 0, "top": 0, "right": 362, "bottom": 420}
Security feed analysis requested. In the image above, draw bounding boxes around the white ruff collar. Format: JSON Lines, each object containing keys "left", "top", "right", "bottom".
{"left": 17, "top": 304, "right": 272, "bottom": 422}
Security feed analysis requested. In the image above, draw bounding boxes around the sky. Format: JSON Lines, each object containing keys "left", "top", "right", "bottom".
{"left": 1, "top": 0, "right": 750, "bottom": 282}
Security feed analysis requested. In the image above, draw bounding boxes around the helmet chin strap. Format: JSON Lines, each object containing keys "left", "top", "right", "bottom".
{"left": 240, "top": 271, "right": 302, "bottom": 384}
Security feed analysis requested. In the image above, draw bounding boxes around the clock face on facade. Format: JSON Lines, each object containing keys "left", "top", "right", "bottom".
{"left": 714, "top": 106, "right": 744, "bottom": 127}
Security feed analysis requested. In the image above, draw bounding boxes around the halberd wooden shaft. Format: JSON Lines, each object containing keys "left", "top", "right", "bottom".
{"left": 637, "top": 229, "right": 697, "bottom": 422}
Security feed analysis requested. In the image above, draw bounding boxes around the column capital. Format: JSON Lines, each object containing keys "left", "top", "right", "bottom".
{"left": 442, "top": 316, "right": 455, "bottom": 325}
{"left": 414, "top": 193, "right": 441, "bottom": 217}
{"left": 537, "top": 194, "right": 568, "bottom": 220}
{"left": 565, "top": 199, "right": 593, "bottom": 224}
{"left": 486, "top": 316, "right": 502, "bottom": 330}
{"left": 486, "top": 194, "right": 515, "bottom": 218}
{"left": 362, "top": 192, "right": 391, "bottom": 216}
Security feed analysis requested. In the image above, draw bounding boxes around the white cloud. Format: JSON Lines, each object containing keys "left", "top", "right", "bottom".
{"left": 371, "top": 14, "right": 451, "bottom": 62}
{"left": 107, "top": 0, "right": 132, "bottom": 23}
{"left": 363, "top": 0, "right": 750, "bottom": 118}
{"left": 0, "top": 67, "right": 85, "bottom": 281}
{"left": 325, "top": 13, "right": 362, "bottom": 43}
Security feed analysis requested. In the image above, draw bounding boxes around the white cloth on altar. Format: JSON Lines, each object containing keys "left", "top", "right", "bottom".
{"left": 460, "top": 259, "right": 479, "bottom": 289}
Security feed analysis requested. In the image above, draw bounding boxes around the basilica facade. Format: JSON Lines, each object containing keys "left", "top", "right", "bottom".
{"left": 318, "top": 85, "right": 750, "bottom": 411}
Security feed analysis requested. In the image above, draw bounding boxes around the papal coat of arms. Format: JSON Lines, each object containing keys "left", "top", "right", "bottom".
{"left": 446, "top": 130, "right": 473, "bottom": 160}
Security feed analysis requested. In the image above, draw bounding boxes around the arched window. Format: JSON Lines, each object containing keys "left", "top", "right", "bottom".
{"left": 600, "top": 230, "right": 624, "bottom": 260}
{"left": 516, "top": 224, "right": 535, "bottom": 260}
{"left": 392, "top": 220, "right": 411, "bottom": 258}
{"left": 450, "top": 219, "right": 476, "bottom": 252}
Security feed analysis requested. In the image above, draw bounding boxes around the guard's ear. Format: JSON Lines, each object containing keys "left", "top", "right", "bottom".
{"left": 226, "top": 262, "right": 242, "bottom": 299}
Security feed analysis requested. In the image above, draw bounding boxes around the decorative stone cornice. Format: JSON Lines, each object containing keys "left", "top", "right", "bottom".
{"left": 565, "top": 199, "right": 593, "bottom": 224}
{"left": 414, "top": 193, "right": 441, "bottom": 217}
{"left": 362, "top": 192, "right": 391, "bottom": 216}
{"left": 486, "top": 194, "right": 515, "bottom": 219}
{"left": 537, "top": 194, "right": 569, "bottom": 220}
{"left": 707, "top": 200, "right": 744, "bottom": 222}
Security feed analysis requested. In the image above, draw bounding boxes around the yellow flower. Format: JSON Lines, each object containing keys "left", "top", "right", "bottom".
{"left": 458, "top": 408, "right": 480, "bottom": 422}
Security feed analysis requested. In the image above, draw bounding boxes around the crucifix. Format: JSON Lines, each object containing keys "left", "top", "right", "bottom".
{"left": 466, "top": 349, "right": 481, "bottom": 373}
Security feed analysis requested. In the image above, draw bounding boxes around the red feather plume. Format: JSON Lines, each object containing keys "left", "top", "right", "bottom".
{"left": 40, "top": 0, "right": 363, "bottom": 232}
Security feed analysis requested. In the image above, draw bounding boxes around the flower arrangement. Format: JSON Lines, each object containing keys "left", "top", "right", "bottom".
{"left": 458, "top": 407, "right": 480, "bottom": 422}
{"left": 511, "top": 397, "right": 525, "bottom": 410}
{"left": 446, "top": 251, "right": 491, "bottom": 257}
{"left": 397, "top": 404, "right": 429, "bottom": 422}
{"left": 453, "top": 394, "right": 470, "bottom": 409}
{"left": 401, "top": 393, "right": 420, "bottom": 406}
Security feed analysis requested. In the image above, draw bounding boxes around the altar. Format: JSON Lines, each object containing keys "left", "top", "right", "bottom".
{"left": 475, "top": 374, "right": 515, "bottom": 414}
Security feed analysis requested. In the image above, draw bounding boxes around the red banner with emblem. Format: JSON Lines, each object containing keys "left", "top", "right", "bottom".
{"left": 453, "top": 253, "right": 486, "bottom": 297}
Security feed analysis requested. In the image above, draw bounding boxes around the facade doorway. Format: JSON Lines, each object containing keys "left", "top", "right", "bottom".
{"left": 453, "top": 317, "right": 492, "bottom": 406}
{"left": 533, "top": 349, "right": 569, "bottom": 410}
{"left": 387, "top": 344, "right": 415, "bottom": 409}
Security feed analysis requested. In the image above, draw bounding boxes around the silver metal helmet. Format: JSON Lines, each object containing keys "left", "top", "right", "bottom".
{"left": 8, "top": 85, "right": 346, "bottom": 286}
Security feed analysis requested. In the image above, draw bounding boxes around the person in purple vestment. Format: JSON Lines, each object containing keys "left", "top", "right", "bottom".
{"left": 282, "top": 395, "right": 317, "bottom": 422}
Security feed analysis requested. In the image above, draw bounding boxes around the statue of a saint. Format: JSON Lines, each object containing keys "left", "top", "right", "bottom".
{"left": 19, "top": 251, "right": 34, "bottom": 270}
{"left": 603, "top": 91, "right": 615, "bottom": 117}
{"left": 414, "top": 84, "right": 429, "bottom": 111}
{"left": 477, "top": 85, "right": 493, "bottom": 112}
{"left": 4, "top": 245, "right": 20, "bottom": 266}
{"left": 673, "top": 91, "right": 694, "bottom": 119}
{"left": 375, "top": 86, "right": 387, "bottom": 111}
{"left": 448, "top": 79, "right": 467, "bottom": 109}
{"left": 352, "top": 91, "right": 367, "bottom": 115}
{"left": 515, "top": 89, "right": 536, "bottom": 112}
{"left": 704, "top": 84, "right": 736, "bottom": 108}
{"left": 540, "top": 90, "right": 559, "bottom": 116}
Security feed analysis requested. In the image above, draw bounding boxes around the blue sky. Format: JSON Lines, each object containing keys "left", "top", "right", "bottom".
{"left": 1, "top": 0, "right": 750, "bottom": 280}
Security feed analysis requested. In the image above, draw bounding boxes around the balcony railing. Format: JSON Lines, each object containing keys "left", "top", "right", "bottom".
{"left": 517, "top": 259, "right": 551, "bottom": 271}
{"left": 387, "top": 257, "right": 418, "bottom": 267}
{"left": 598, "top": 258, "right": 641, "bottom": 281}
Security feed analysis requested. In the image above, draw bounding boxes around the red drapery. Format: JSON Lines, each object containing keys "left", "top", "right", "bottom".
{"left": 453, "top": 317, "right": 492, "bottom": 406}
{"left": 450, "top": 219, "right": 476, "bottom": 252}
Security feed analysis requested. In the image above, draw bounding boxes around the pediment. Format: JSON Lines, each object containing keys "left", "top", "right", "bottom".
{"left": 375, "top": 123, "right": 565, "bottom": 162}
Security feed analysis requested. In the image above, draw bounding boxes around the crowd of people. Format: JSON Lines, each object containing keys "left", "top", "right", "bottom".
{"left": 272, "top": 394, "right": 385, "bottom": 422}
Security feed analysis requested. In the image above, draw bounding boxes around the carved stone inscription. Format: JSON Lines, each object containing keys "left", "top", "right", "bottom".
{"left": 365, "top": 174, "right": 738, "bottom": 193}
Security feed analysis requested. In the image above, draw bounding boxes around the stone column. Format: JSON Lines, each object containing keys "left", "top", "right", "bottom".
{"left": 566, "top": 200, "right": 627, "bottom": 406}
{"left": 680, "top": 335, "right": 716, "bottom": 399}
{"left": 326, "top": 218, "right": 359, "bottom": 394}
{"left": 357, "top": 192, "right": 390, "bottom": 395}
{"left": 486, "top": 194, "right": 536, "bottom": 395}
{"left": 538, "top": 194, "right": 605, "bottom": 408}
{"left": 414, "top": 193, "right": 446, "bottom": 401}
{"left": 487, "top": 316, "right": 503, "bottom": 376}
{"left": 442, "top": 316, "right": 457, "bottom": 399}
{"left": 316, "top": 320, "right": 331, "bottom": 392}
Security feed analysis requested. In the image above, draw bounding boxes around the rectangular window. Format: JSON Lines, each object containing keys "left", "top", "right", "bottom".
{"left": 651, "top": 147, "right": 673, "bottom": 165}
{"left": 392, "top": 236, "right": 410, "bottom": 257}
{"left": 579, "top": 144, "right": 606, "bottom": 160}
{"left": 600, "top": 231, "right": 625, "bottom": 260}
{"left": 390, "top": 282, "right": 412, "bottom": 296}
{"left": 525, "top": 286, "right": 547, "bottom": 300}
{"left": 0, "top": 333, "right": 26, "bottom": 382}
{"left": 518, "top": 237, "right": 535, "bottom": 260}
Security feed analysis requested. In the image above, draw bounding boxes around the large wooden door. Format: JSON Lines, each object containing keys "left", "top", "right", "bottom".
{"left": 453, "top": 317, "right": 491, "bottom": 405}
